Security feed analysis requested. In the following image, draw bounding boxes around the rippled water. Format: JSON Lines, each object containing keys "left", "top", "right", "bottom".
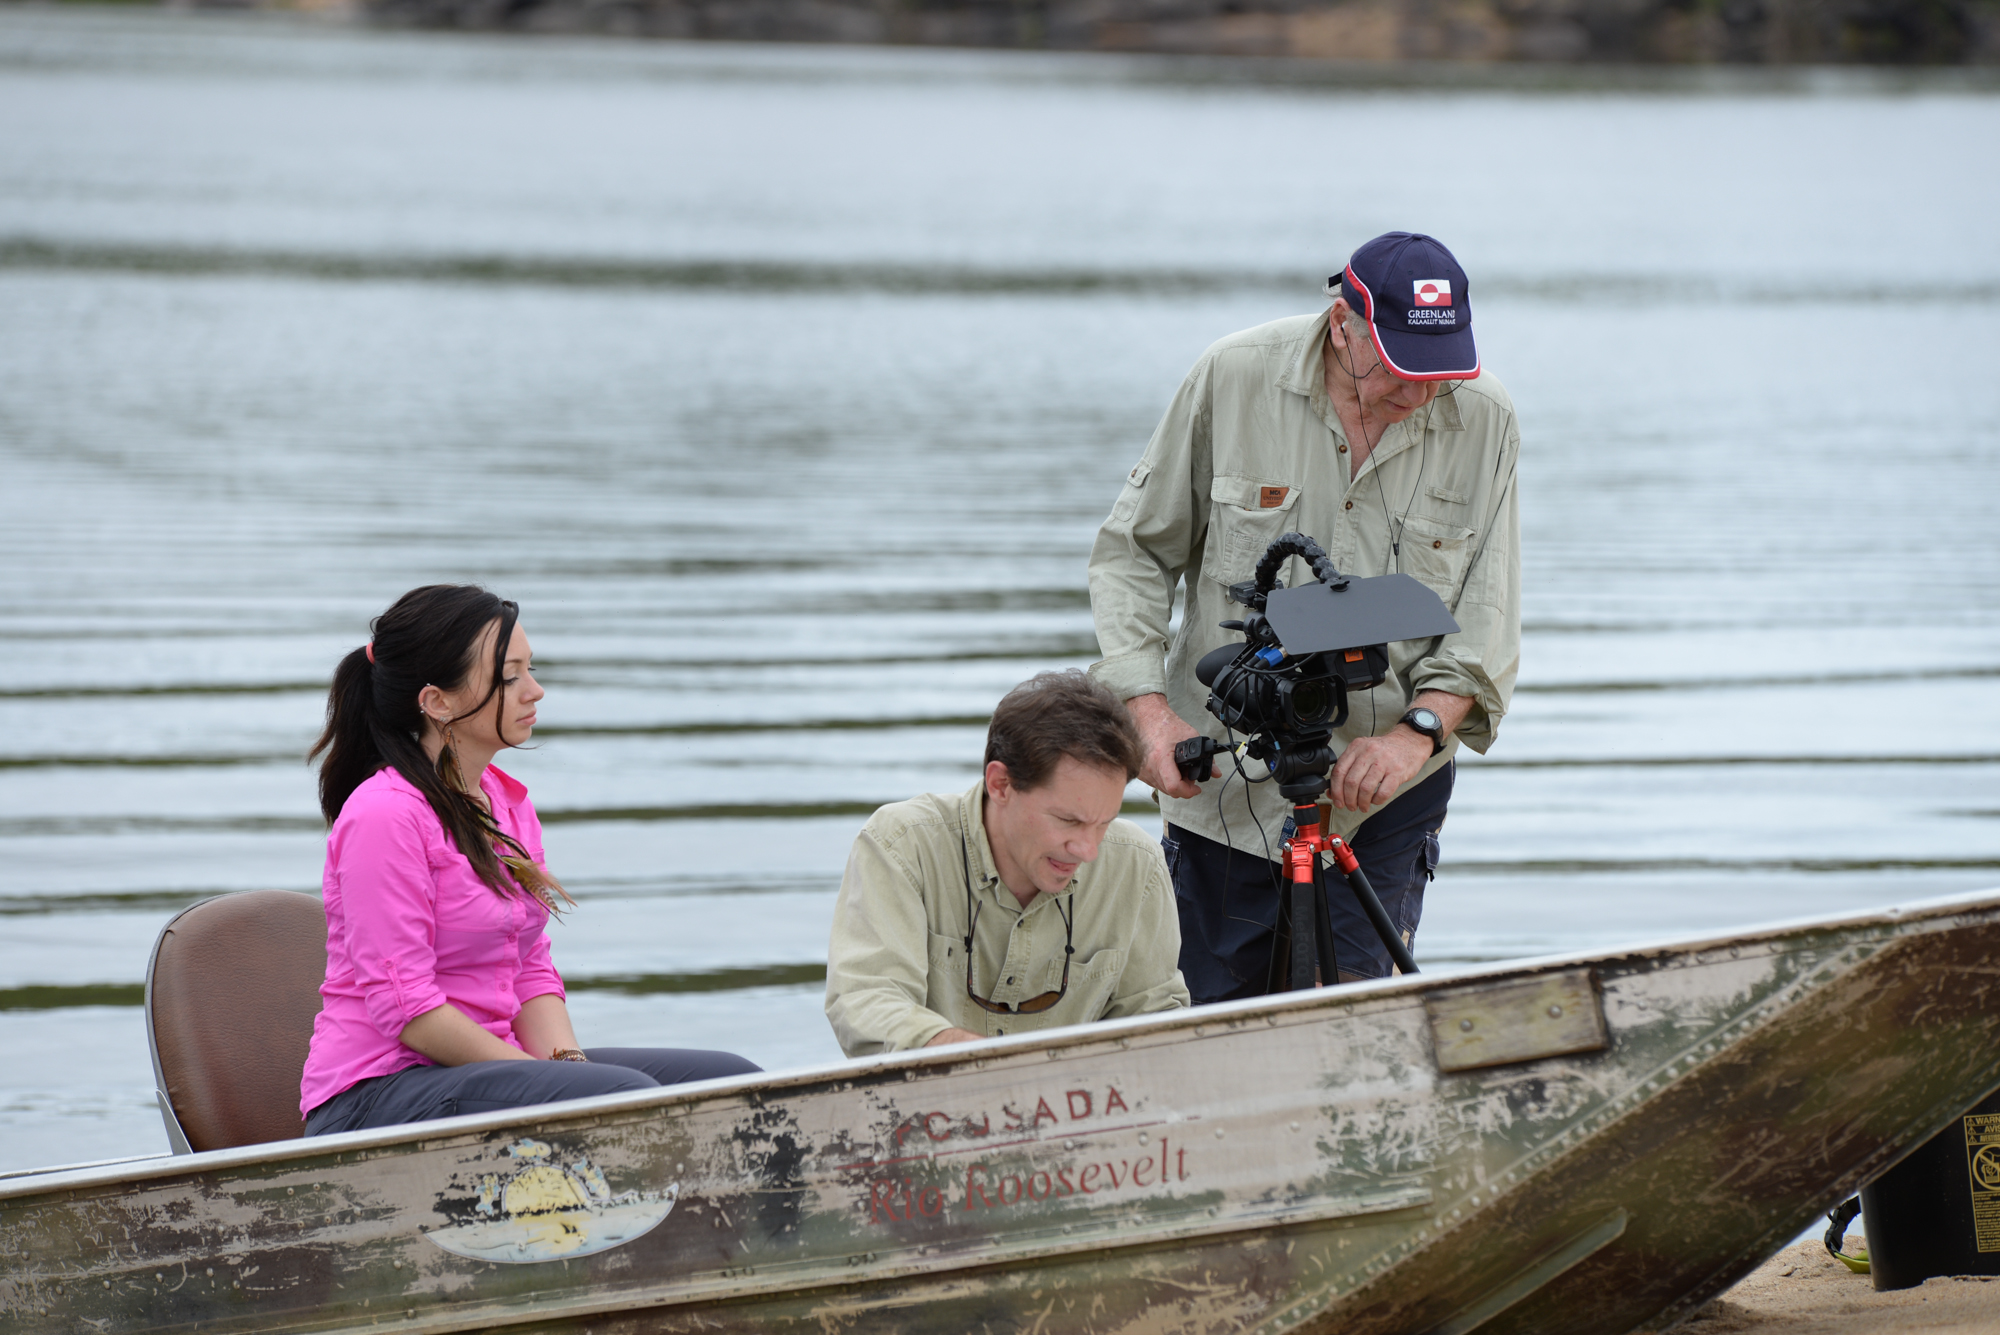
{"left": 2, "top": 4, "right": 1997, "bottom": 1175}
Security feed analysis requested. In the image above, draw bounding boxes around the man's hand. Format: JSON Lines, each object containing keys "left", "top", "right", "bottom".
{"left": 1126, "top": 693, "right": 1203, "bottom": 800}
{"left": 925, "top": 1028, "right": 984, "bottom": 1047}
{"left": 1328, "top": 729, "right": 1432, "bottom": 812}
{"left": 1328, "top": 691, "right": 1474, "bottom": 812}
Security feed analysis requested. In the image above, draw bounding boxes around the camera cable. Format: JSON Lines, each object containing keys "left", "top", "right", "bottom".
{"left": 1197, "top": 722, "right": 1291, "bottom": 993}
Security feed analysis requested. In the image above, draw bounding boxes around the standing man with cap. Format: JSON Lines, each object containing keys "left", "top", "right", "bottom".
{"left": 1088, "top": 232, "right": 1521, "bottom": 1002}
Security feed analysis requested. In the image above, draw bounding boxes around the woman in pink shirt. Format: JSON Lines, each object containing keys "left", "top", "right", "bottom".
{"left": 300, "top": 584, "right": 758, "bottom": 1136}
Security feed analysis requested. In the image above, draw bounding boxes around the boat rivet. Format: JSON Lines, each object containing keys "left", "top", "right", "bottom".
{"left": 1289, "top": 1122, "right": 1300, "bottom": 1132}
{"left": 103, "top": 1281, "right": 111, "bottom": 1289}
{"left": 1459, "top": 1019, "right": 1474, "bottom": 1032}
{"left": 1547, "top": 1005, "right": 1563, "bottom": 1018}
{"left": 393, "top": 1260, "right": 403, "bottom": 1269}
{"left": 1214, "top": 1128, "right": 1225, "bottom": 1139}
{"left": 1138, "top": 1132, "right": 1149, "bottom": 1145}
{"left": 1193, "top": 1026, "right": 1205, "bottom": 1037}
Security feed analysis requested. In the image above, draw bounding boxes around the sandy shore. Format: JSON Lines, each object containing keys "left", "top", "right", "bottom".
{"left": 1669, "top": 1235, "right": 2000, "bottom": 1334}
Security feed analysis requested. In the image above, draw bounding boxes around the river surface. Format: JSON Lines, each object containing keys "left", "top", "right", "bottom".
{"left": 1, "top": 4, "right": 1997, "bottom": 1175}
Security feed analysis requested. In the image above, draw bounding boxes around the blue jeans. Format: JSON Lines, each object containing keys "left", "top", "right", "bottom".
{"left": 304, "top": 1047, "right": 761, "bottom": 1136}
{"left": 1165, "top": 760, "right": 1451, "bottom": 1004}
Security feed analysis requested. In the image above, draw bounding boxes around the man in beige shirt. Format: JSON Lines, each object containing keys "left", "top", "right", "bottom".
{"left": 825, "top": 671, "right": 1190, "bottom": 1057}
{"left": 1089, "top": 231, "right": 1521, "bottom": 1003}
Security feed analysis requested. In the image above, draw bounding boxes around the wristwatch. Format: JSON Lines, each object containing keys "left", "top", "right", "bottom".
{"left": 1398, "top": 707, "right": 1446, "bottom": 756}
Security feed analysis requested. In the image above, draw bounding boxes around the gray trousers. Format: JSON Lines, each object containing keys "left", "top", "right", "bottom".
{"left": 304, "top": 1047, "right": 761, "bottom": 1136}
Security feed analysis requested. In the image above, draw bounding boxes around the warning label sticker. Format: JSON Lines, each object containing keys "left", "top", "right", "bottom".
{"left": 1967, "top": 1112, "right": 2000, "bottom": 1253}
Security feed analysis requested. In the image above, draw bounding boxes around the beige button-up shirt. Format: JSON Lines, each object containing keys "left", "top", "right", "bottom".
{"left": 824, "top": 780, "right": 1190, "bottom": 1057}
{"left": 1088, "top": 309, "right": 1522, "bottom": 855}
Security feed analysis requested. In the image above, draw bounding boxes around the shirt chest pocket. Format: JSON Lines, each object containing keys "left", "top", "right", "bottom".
{"left": 1202, "top": 475, "right": 1302, "bottom": 587}
{"left": 926, "top": 929, "right": 970, "bottom": 1015}
{"left": 1396, "top": 513, "right": 1477, "bottom": 604}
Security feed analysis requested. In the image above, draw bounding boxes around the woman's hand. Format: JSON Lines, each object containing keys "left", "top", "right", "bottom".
{"left": 399, "top": 1003, "right": 537, "bottom": 1065}
{"left": 511, "top": 994, "right": 582, "bottom": 1060}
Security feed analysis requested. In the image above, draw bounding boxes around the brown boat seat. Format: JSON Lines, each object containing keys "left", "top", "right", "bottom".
{"left": 145, "top": 890, "right": 327, "bottom": 1154}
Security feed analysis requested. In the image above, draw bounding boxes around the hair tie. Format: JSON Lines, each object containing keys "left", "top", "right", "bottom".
{"left": 364, "top": 642, "right": 376, "bottom": 664}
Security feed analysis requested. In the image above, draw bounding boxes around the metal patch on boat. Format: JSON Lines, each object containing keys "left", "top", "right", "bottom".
{"left": 422, "top": 1137, "right": 678, "bottom": 1264}
{"left": 1426, "top": 969, "right": 1608, "bottom": 1073}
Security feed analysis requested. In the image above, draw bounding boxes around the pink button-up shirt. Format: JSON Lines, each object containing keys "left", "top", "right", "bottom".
{"left": 300, "top": 764, "right": 564, "bottom": 1118}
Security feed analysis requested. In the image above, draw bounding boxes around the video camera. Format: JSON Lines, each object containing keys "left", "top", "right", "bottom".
{"left": 1173, "top": 533, "right": 1459, "bottom": 802}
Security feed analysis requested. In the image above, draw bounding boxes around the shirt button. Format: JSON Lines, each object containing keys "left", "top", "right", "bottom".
{"left": 1344, "top": 500, "right": 1354, "bottom": 510}
{"left": 1338, "top": 443, "right": 1348, "bottom": 453}
{"left": 1433, "top": 539, "right": 1443, "bottom": 548}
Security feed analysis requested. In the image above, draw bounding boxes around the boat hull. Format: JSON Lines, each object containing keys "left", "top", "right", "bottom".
{"left": 4, "top": 891, "right": 1998, "bottom": 1335}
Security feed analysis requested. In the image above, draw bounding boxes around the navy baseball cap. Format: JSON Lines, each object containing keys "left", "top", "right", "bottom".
{"left": 1325, "top": 232, "right": 1480, "bottom": 382}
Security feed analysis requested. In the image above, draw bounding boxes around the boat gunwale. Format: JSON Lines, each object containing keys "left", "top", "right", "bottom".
{"left": 3, "top": 883, "right": 1995, "bottom": 1203}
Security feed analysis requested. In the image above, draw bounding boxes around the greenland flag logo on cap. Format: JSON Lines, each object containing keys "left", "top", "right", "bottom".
{"left": 1413, "top": 279, "right": 1453, "bottom": 307}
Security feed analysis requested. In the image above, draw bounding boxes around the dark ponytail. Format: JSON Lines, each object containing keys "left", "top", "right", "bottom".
{"left": 310, "top": 585, "right": 570, "bottom": 909}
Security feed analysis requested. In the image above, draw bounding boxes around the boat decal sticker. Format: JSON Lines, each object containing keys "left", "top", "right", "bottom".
{"left": 421, "top": 1137, "right": 678, "bottom": 1264}
{"left": 1968, "top": 1112, "right": 2000, "bottom": 1253}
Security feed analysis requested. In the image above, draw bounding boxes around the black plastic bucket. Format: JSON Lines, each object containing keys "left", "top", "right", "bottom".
{"left": 1859, "top": 1085, "right": 2000, "bottom": 1291}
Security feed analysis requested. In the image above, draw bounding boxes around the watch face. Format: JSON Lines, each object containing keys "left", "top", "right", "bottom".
{"left": 1410, "top": 708, "right": 1440, "bottom": 731}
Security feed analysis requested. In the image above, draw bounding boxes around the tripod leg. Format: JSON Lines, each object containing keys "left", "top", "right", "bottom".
{"left": 1344, "top": 864, "right": 1419, "bottom": 976}
{"left": 1288, "top": 881, "right": 1318, "bottom": 992}
{"left": 1267, "top": 880, "right": 1292, "bottom": 994}
{"left": 1313, "top": 858, "right": 1340, "bottom": 985}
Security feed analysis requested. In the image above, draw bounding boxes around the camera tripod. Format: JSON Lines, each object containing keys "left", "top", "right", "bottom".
{"left": 1272, "top": 776, "right": 1420, "bottom": 993}
{"left": 1176, "top": 734, "right": 1424, "bottom": 992}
